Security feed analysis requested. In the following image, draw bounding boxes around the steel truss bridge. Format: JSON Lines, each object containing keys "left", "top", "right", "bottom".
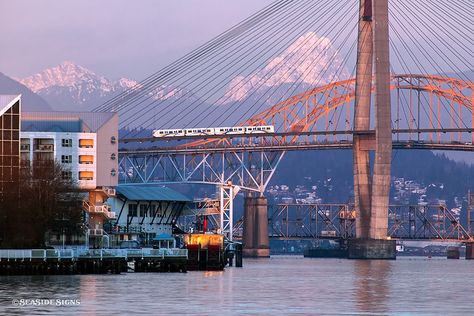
{"left": 264, "top": 203, "right": 471, "bottom": 241}
{"left": 178, "top": 202, "right": 471, "bottom": 242}
{"left": 118, "top": 74, "right": 473, "bottom": 240}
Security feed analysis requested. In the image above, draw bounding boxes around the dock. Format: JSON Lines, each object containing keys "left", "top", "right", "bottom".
{"left": 0, "top": 248, "right": 188, "bottom": 275}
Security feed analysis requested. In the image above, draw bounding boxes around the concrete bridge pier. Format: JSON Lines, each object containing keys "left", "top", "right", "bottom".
{"left": 349, "top": 0, "right": 396, "bottom": 259}
{"left": 243, "top": 196, "right": 270, "bottom": 257}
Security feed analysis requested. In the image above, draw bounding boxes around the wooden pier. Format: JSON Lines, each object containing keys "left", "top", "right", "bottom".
{"left": 0, "top": 248, "right": 188, "bottom": 275}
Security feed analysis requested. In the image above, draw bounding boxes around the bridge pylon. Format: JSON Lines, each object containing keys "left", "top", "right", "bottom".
{"left": 350, "top": 0, "right": 396, "bottom": 259}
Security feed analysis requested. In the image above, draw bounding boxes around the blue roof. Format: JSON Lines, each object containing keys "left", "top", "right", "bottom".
{"left": 116, "top": 186, "right": 191, "bottom": 202}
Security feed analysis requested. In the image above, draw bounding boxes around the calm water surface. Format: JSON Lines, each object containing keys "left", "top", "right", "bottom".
{"left": 0, "top": 256, "right": 473, "bottom": 315}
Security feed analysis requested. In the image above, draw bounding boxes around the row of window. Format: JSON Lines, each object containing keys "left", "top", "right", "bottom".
{"left": 60, "top": 154, "right": 115, "bottom": 164}
{"left": 61, "top": 155, "right": 94, "bottom": 164}
{"left": 61, "top": 138, "right": 94, "bottom": 148}
{"left": 61, "top": 171, "right": 95, "bottom": 181}
{"left": 128, "top": 204, "right": 164, "bottom": 218}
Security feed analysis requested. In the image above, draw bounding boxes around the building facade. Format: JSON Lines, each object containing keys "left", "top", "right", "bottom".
{"left": 0, "top": 95, "right": 21, "bottom": 245}
{"left": 21, "top": 112, "right": 118, "bottom": 189}
{"left": 0, "top": 95, "right": 21, "bottom": 193}
{"left": 106, "top": 185, "right": 191, "bottom": 247}
{"left": 21, "top": 112, "right": 119, "bottom": 247}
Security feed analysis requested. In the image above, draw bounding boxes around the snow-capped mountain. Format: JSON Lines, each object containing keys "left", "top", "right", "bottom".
{"left": 19, "top": 61, "right": 199, "bottom": 112}
{"left": 221, "top": 32, "right": 350, "bottom": 105}
{"left": 19, "top": 61, "right": 138, "bottom": 111}
{"left": 0, "top": 72, "right": 52, "bottom": 111}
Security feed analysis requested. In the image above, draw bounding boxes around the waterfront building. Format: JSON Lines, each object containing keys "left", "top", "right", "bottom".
{"left": 20, "top": 112, "right": 119, "bottom": 246}
{"left": 106, "top": 185, "right": 191, "bottom": 247}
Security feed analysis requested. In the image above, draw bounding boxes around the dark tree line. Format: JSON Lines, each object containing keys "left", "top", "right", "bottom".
{"left": 0, "top": 161, "right": 84, "bottom": 248}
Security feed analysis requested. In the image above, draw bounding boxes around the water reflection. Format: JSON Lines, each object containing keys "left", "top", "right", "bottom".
{"left": 353, "top": 260, "right": 392, "bottom": 314}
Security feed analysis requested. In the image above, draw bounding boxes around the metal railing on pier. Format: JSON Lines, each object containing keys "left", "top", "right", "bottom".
{"left": 0, "top": 248, "right": 188, "bottom": 261}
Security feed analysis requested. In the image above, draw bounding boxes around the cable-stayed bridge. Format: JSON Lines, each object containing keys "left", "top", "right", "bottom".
{"left": 94, "top": 0, "right": 473, "bottom": 257}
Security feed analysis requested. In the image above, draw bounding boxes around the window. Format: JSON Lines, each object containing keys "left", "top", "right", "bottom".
{"left": 110, "top": 136, "right": 116, "bottom": 144}
{"left": 61, "top": 171, "right": 72, "bottom": 180}
{"left": 78, "top": 171, "right": 93, "bottom": 180}
{"left": 79, "top": 155, "right": 94, "bottom": 164}
{"left": 62, "top": 139, "right": 72, "bottom": 147}
{"left": 140, "top": 204, "right": 148, "bottom": 217}
{"left": 79, "top": 139, "right": 94, "bottom": 148}
{"left": 61, "top": 155, "right": 72, "bottom": 163}
{"left": 128, "top": 204, "right": 138, "bottom": 217}
{"left": 149, "top": 205, "right": 157, "bottom": 217}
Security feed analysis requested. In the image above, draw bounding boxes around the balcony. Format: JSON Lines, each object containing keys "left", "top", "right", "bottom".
{"left": 102, "top": 187, "right": 116, "bottom": 197}
{"left": 79, "top": 139, "right": 94, "bottom": 148}
{"left": 79, "top": 155, "right": 94, "bottom": 164}
{"left": 79, "top": 171, "right": 94, "bottom": 181}
{"left": 88, "top": 229, "right": 104, "bottom": 236}
{"left": 34, "top": 144, "right": 54, "bottom": 151}
{"left": 83, "top": 200, "right": 116, "bottom": 219}
{"left": 20, "top": 144, "right": 30, "bottom": 151}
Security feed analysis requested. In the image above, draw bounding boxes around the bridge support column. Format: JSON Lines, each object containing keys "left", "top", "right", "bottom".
{"left": 243, "top": 196, "right": 269, "bottom": 257}
{"left": 347, "top": 239, "right": 396, "bottom": 259}
{"left": 465, "top": 243, "right": 474, "bottom": 259}
{"left": 350, "top": 0, "right": 395, "bottom": 259}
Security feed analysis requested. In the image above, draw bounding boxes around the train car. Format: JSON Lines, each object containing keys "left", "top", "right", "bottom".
{"left": 214, "top": 127, "right": 246, "bottom": 135}
{"left": 184, "top": 128, "right": 215, "bottom": 136}
{"left": 245, "top": 125, "right": 274, "bottom": 134}
{"left": 152, "top": 129, "right": 185, "bottom": 138}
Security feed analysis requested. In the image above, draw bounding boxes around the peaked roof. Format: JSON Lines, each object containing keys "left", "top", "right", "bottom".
{"left": 116, "top": 185, "right": 191, "bottom": 202}
{"left": 0, "top": 94, "right": 21, "bottom": 116}
{"left": 21, "top": 111, "right": 116, "bottom": 133}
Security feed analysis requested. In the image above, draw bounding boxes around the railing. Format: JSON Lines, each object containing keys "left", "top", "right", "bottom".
{"left": 88, "top": 229, "right": 104, "bottom": 236}
{"left": 0, "top": 249, "right": 75, "bottom": 260}
{"left": 102, "top": 188, "right": 116, "bottom": 196}
{"left": 20, "top": 144, "right": 30, "bottom": 151}
{"left": 34, "top": 144, "right": 54, "bottom": 151}
{"left": 0, "top": 248, "right": 188, "bottom": 260}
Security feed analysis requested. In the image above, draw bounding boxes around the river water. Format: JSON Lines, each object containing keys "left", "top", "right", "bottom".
{"left": 0, "top": 256, "right": 473, "bottom": 315}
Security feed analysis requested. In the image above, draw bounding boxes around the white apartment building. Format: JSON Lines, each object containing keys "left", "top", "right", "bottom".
{"left": 21, "top": 112, "right": 118, "bottom": 189}
{"left": 21, "top": 112, "right": 119, "bottom": 247}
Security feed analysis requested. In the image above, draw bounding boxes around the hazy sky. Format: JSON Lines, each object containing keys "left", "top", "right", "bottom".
{"left": 1, "top": 0, "right": 470, "bottom": 81}
{"left": 1, "top": 0, "right": 273, "bottom": 80}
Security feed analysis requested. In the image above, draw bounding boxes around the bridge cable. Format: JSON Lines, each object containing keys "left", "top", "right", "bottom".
{"left": 93, "top": 0, "right": 293, "bottom": 112}
{"left": 389, "top": 2, "right": 471, "bottom": 130}
{"left": 118, "top": 0, "right": 323, "bottom": 135}
{"left": 126, "top": 0, "right": 356, "bottom": 136}
{"left": 122, "top": 0, "right": 330, "bottom": 133}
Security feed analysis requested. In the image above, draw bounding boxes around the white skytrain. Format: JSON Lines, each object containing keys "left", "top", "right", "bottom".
{"left": 152, "top": 125, "right": 275, "bottom": 138}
